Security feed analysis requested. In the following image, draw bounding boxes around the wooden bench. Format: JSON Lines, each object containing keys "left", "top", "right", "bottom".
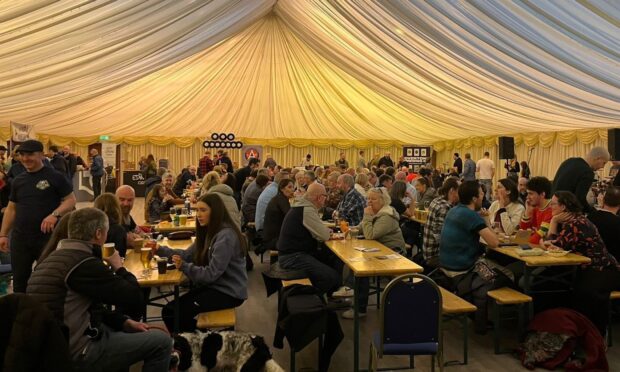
{"left": 196, "top": 308, "right": 236, "bottom": 330}
{"left": 439, "top": 287, "right": 476, "bottom": 365}
{"left": 270, "top": 250, "right": 279, "bottom": 264}
{"left": 609, "top": 291, "right": 620, "bottom": 347}
{"left": 282, "top": 278, "right": 312, "bottom": 287}
{"left": 488, "top": 287, "right": 532, "bottom": 354}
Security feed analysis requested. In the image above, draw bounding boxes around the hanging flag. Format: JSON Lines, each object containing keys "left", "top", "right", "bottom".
{"left": 10, "top": 121, "right": 35, "bottom": 142}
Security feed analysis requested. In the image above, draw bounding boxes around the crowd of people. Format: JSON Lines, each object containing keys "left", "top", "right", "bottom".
{"left": 0, "top": 140, "right": 619, "bottom": 371}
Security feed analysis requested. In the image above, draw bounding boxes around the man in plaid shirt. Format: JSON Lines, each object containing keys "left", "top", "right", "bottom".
{"left": 335, "top": 174, "right": 366, "bottom": 226}
{"left": 422, "top": 178, "right": 459, "bottom": 267}
{"left": 197, "top": 150, "right": 214, "bottom": 178}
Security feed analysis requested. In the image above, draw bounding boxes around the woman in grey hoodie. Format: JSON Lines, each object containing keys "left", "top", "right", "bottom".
{"left": 208, "top": 183, "right": 241, "bottom": 228}
{"left": 157, "top": 194, "right": 248, "bottom": 332}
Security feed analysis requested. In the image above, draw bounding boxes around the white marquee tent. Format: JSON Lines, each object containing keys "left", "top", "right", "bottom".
{"left": 0, "top": 1, "right": 618, "bottom": 173}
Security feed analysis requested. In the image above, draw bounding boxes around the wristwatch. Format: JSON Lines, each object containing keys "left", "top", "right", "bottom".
{"left": 52, "top": 210, "right": 61, "bottom": 218}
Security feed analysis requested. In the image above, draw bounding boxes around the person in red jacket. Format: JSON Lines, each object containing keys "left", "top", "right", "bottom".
{"left": 520, "top": 177, "right": 553, "bottom": 244}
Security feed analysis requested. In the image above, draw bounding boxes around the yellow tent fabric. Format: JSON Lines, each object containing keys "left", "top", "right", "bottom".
{"left": 0, "top": 1, "right": 618, "bottom": 144}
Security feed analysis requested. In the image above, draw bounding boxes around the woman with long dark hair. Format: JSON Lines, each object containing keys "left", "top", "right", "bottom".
{"left": 545, "top": 191, "right": 620, "bottom": 335}
{"left": 157, "top": 193, "right": 248, "bottom": 332}
{"left": 263, "top": 179, "right": 295, "bottom": 251}
{"left": 486, "top": 178, "right": 525, "bottom": 235}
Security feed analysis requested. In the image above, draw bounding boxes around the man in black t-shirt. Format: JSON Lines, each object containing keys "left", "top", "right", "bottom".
{"left": 589, "top": 186, "right": 620, "bottom": 259}
{"left": 115, "top": 185, "right": 148, "bottom": 249}
{"left": 0, "top": 140, "right": 76, "bottom": 292}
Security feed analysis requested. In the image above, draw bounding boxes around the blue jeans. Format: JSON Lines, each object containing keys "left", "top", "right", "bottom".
{"left": 480, "top": 179, "right": 493, "bottom": 202}
{"left": 279, "top": 248, "right": 343, "bottom": 294}
{"left": 345, "top": 273, "right": 370, "bottom": 313}
{"left": 73, "top": 325, "right": 172, "bottom": 372}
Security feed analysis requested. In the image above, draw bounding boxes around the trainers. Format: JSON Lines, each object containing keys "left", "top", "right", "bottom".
{"left": 342, "top": 309, "right": 366, "bottom": 319}
{"left": 332, "top": 286, "right": 354, "bottom": 298}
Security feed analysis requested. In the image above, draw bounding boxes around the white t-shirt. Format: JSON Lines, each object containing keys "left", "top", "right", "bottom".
{"left": 476, "top": 158, "right": 495, "bottom": 179}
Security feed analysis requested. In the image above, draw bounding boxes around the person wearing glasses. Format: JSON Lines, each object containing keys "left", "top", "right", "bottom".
{"left": 277, "top": 183, "right": 343, "bottom": 295}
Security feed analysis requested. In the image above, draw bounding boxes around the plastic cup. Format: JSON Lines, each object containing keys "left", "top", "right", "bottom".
{"left": 157, "top": 259, "right": 167, "bottom": 274}
{"left": 179, "top": 214, "right": 188, "bottom": 226}
{"left": 102, "top": 243, "right": 115, "bottom": 258}
{"left": 133, "top": 238, "right": 144, "bottom": 253}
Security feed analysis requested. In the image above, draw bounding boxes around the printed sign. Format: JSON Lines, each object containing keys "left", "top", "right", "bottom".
{"left": 403, "top": 145, "right": 432, "bottom": 172}
{"left": 241, "top": 145, "right": 263, "bottom": 165}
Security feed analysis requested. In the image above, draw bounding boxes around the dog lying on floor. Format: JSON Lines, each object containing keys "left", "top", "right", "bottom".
{"left": 173, "top": 330, "right": 284, "bottom": 372}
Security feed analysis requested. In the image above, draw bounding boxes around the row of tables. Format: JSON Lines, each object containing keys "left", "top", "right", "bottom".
{"left": 136, "top": 210, "right": 592, "bottom": 372}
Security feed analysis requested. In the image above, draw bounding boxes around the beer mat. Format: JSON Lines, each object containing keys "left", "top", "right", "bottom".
{"left": 375, "top": 254, "right": 401, "bottom": 260}
{"left": 354, "top": 247, "right": 380, "bottom": 252}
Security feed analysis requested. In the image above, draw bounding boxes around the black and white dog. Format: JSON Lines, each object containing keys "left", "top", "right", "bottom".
{"left": 173, "top": 331, "right": 284, "bottom": 372}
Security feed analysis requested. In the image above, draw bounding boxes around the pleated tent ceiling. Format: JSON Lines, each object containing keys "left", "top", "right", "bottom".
{"left": 0, "top": 0, "right": 619, "bottom": 144}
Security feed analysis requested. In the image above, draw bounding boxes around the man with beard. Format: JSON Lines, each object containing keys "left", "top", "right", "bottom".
{"left": 115, "top": 185, "right": 148, "bottom": 248}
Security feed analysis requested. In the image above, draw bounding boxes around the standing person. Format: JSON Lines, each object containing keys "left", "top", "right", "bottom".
{"left": 63, "top": 145, "right": 78, "bottom": 180}
{"left": 520, "top": 161, "right": 531, "bottom": 179}
{"left": 218, "top": 151, "right": 234, "bottom": 173}
{"left": 357, "top": 150, "right": 366, "bottom": 169}
{"left": 156, "top": 194, "right": 248, "bottom": 332}
{"left": 552, "top": 146, "right": 610, "bottom": 215}
{"left": 504, "top": 156, "right": 520, "bottom": 181}
{"left": 27, "top": 208, "right": 171, "bottom": 371}
{"left": 49, "top": 145, "right": 69, "bottom": 178}
{"left": 0, "top": 140, "right": 76, "bottom": 292}
{"left": 378, "top": 152, "right": 394, "bottom": 168}
{"left": 89, "top": 148, "right": 104, "bottom": 198}
{"left": 263, "top": 153, "right": 277, "bottom": 169}
{"left": 142, "top": 154, "right": 157, "bottom": 179}
{"left": 476, "top": 151, "right": 495, "bottom": 202}
{"left": 335, "top": 152, "right": 349, "bottom": 170}
{"left": 452, "top": 153, "right": 463, "bottom": 175}
{"left": 0, "top": 145, "right": 9, "bottom": 172}
{"left": 461, "top": 153, "right": 476, "bottom": 181}
{"left": 301, "top": 153, "right": 313, "bottom": 169}
{"left": 198, "top": 150, "right": 214, "bottom": 178}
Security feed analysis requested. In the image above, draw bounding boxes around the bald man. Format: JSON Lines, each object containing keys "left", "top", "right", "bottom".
{"left": 115, "top": 185, "right": 147, "bottom": 247}
{"left": 553, "top": 146, "right": 610, "bottom": 214}
{"left": 277, "top": 183, "right": 343, "bottom": 294}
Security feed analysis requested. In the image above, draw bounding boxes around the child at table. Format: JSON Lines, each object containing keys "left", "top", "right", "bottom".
{"left": 148, "top": 184, "right": 172, "bottom": 224}
{"left": 155, "top": 193, "right": 248, "bottom": 332}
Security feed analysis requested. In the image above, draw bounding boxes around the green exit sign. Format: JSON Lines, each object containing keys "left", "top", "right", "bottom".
{"left": 99, "top": 135, "right": 110, "bottom": 141}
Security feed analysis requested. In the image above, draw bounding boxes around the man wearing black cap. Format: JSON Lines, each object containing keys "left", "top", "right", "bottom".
{"left": 0, "top": 140, "right": 76, "bottom": 292}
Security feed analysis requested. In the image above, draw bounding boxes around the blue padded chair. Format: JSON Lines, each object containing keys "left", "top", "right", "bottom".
{"left": 369, "top": 273, "right": 443, "bottom": 372}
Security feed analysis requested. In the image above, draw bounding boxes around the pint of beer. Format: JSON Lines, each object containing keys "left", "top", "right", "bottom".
{"left": 140, "top": 248, "right": 153, "bottom": 270}
{"left": 102, "top": 243, "right": 115, "bottom": 258}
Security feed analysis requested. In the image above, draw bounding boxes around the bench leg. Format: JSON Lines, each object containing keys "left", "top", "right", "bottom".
{"left": 609, "top": 301, "right": 614, "bottom": 347}
{"left": 290, "top": 344, "right": 295, "bottom": 372}
{"left": 376, "top": 276, "right": 381, "bottom": 310}
{"left": 462, "top": 315, "right": 469, "bottom": 364}
{"left": 494, "top": 304, "right": 501, "bottom": 354}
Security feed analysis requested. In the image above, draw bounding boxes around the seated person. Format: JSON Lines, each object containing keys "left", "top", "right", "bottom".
{"left": 413, "top": 177, "right": 437, "bottom": 209}
{"left": 156, "top": 194, "right": 247, "bottom": 332}
{"left": 94, "top": 193, "right": 130, "bottom": 257}
{"left": 545, "top": 191, "right": 620, "bottom": 335}
{"left": 485, "top": 178, "right": 525, "bottom": 235}
{"left": 263, "top": 179, "right": 295, "bottom": 251}
{"left": 115, "top": 186, "right": 150, "bottom": 249}
{"left": 588, "top": 186, "right": 620, "bottom": 259}
{"left": 172, "top": 165, "right": 197, "bottom": 196}
{"left": 324, "top": 172, "right": 343, "bottom": 213}
{"left": 339, "top": 188, "right": 405, "bottom": 319}
{"left": 277, "top": 183, "right": 343, "bottom": 295}
{"left": 520, "top": 176, "right": 553, "bottom": 244}
{"left": 439, "top": 181, "right": 500, "bottom": 334}
{"left": 422, "top": 178, "right": 459, "bottom": 268}
{"left": 335, "top": 174, "right": 366, "bottom": 227}
{"left": 27, "top": 208, "right": 171, "bottom": 371}
{"left": 255, "top": 171, "right": 289, "bottom": 232}
{"left": 146, "top": 184, "right": 173, "bottom": 224}
{"left": 378, "top": 174, "right": 393, "bottom": 191}
{"left": 241, "top": 174, "right": 269, "bottom": 225}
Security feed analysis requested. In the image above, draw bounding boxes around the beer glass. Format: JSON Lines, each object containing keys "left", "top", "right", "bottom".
{"left": 140, "top": 248, "right": 153, "bottom": 277}
{"left": 102, "top": 243, "right": 115, "bottom": 258}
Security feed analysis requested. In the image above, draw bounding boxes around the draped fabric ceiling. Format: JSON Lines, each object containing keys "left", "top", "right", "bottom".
{"left": 0, "top": 0, "right": 619, "bottom": 146}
